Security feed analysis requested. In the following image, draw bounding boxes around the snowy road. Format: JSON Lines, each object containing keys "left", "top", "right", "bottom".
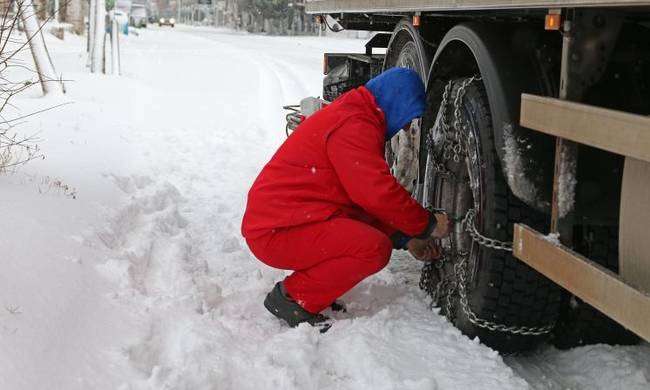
{"left": 0, "top": 26, "right": 648, "bottom": 390}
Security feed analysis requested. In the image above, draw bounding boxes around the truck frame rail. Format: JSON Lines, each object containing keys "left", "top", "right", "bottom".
{"left": 306, "top": 0, "right": 650, "bottom": 13}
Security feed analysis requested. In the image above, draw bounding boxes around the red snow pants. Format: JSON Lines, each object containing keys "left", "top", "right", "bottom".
{"left": 246, "top": 215, "right": 393, "bottom": 314}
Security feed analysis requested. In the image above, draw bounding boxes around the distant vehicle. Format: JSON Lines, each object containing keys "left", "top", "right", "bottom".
{"left": 130, "top": 5, "right": 147, "bottom": 28}
{"left": 158, "top": 17, "right": 175, "bottom": 27}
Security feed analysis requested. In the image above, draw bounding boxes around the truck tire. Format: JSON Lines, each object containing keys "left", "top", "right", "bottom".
{"left": 383, "top": 20, "right": 430, "bottom": 194}
{"left": 552, "top": 226, "right": 639, "bottom": 348}
{"left": 420, "top": 77, "right": 562, "bottom": 353}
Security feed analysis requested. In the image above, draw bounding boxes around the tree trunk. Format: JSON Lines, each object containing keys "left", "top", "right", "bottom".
{"left": 88, "top": 0, "right": 95, "bottom": 54}
{"left": 89, "top": 0, "right": 105, "bottom": 73}
{"left": 20, "top": 0, "right": 63, "bottom": 95}
{"left": 53, "top": 0, "right": 60, "bottom": 22}
{"left": 66, "top": 0, "right": 85, "bottom": 34}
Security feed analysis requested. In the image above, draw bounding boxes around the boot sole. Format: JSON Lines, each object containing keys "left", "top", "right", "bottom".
{"left": 264, "top": 285, "right": 332, "bottom": 333}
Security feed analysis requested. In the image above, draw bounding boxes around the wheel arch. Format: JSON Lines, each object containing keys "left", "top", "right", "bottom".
{"left": 425, "top": 22, "right": 556, "bottom": 212}
{"left": 383, "top": 19, "right": 435, "bottom": 195}
{"left": 384, "top": 19, "right": 432, "bottom": 82}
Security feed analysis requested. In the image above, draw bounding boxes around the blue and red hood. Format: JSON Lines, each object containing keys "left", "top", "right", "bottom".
{"left": 365, "top": 67, "right": 426, "bottom": 139}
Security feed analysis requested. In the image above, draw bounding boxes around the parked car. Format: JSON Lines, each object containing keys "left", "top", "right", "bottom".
{"left": 158, "top": 17, "right": 175, "bottom": 27}
{"left": 130, "top": 5, "right": 147, "bottom": 28}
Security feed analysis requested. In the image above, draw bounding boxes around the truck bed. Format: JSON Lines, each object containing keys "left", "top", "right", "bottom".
{"left": 305, "top": 0, "right": 650, "bottom": 13}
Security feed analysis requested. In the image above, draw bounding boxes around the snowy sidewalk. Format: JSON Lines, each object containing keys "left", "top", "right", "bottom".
{"left": 0, "top": 26, "right": 648, "bottom": 390}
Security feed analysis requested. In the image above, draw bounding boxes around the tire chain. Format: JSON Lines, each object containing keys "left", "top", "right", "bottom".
{"left": 463, "top": 209, "right": 513, "bottom": 252}
{"left": 419, "top": 76, "right": 555, "bottom": 336}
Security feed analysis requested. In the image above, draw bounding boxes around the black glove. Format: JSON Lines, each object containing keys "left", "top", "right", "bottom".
{"left": 390, "top": 231, "right": 412, "bottom": 250}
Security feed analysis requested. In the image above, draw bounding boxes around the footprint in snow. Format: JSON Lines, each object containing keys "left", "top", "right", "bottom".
{"left": 221, "top": 237, "right": 242, "bottom": 253}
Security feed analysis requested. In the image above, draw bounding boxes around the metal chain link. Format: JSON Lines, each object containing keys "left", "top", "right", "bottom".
{"left": 419, "top": 76, "right": 555, "bottom": 336}
{"left": 455, "top": 252, "right": 555, "bottom": 336}
{"left": 449, "top": 76, "right": 480, "bottom": 163}
{"left": 425, "top": 81, "right": 455, "bottom": 178}
{"left": 463, "top": 209, "right": 513, "bottom": 252}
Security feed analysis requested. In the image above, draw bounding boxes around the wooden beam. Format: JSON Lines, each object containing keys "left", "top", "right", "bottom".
{"left": 549, "top": 22, "right": 578, "bottom": 240}
{"left": 513, "top": 223, "right": 650, "bottom": 342}
{"left": 620, "top": 157, "right": 650, "bottom": 293}
{"left": 520, "top": 94, "right": 650, "bottom": 163}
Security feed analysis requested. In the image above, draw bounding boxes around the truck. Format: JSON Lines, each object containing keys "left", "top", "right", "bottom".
{"left": 301, "top": 0, "right": 650, "bottom": 353}
{"left": 130, "top": 4, "right": 148, "bottom": 28}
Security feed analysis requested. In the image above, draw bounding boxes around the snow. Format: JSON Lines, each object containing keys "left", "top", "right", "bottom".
{"left": 557, "top": 145, "right": 578, "bottom": 219}
{"left": 0, "top": 25, "right": 648, "bottom": 390}
{"left": 544, "top": 233, "right": 561, "bottom": 245}
{"left": 502, "top": 124, "right": 548, "bottom": 212}
{"left": 506, "top": 344, "right": 650, "bottom": 389}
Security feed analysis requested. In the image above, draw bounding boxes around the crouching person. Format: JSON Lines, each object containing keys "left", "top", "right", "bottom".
{"left": 241, "top": 68, "right": 451, "bottom": 332}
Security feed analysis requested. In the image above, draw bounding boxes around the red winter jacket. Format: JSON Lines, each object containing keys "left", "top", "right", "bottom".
{"left": 241, "top": 86, "right": 430, "bottom": 240}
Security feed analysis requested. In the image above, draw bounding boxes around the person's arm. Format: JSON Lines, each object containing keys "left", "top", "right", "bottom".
{"left": 326, "top": 117, "right": 433, "bottom": 237}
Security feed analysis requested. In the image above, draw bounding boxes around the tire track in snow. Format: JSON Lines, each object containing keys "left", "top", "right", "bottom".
{"left": 263, "top": 55, "right": 313, "bottom": 100}
{"left": 252, "top": 55, "right": 287, "bottom": 132}
{"left": 267, "top": 55, "right": 323, "bottom": 99}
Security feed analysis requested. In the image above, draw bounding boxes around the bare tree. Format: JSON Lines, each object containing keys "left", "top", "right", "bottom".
{"left": 0, "top": 1, "right": 64, "bottom": 172}
{"left": 16, "top": 0, "right": 64, "bottom": 94}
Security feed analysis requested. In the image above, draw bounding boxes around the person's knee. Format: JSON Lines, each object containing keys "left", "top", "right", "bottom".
{"left": 364, "top": 235, "right": 392, "bottom": 274}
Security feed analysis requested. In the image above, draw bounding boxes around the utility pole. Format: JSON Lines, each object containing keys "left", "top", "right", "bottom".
{"left": 111, "top": 18, "right": 120, "bottom": 75}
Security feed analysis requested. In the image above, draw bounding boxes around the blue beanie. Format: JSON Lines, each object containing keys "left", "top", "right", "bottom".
{"left": 365, "top": 67, "right": 426, "bottom": 139}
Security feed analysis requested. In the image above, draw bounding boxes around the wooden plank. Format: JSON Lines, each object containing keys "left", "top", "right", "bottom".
{"left": 620, "top": 157, "right": 650, "bottom": 292}
{"left": 306, "top": 0, "right": 650, "bottom": 13}
{"left": 550, "top": 138, "right": 577, "bottom": 237}
{"left": 513, "top": 223, "right": 650, "bottom": 342}
{"left": 520, "top": 94, "right": 650, "bottom": 163}
{"left": 549, "top": 24, "right": 578, "bottom": 240}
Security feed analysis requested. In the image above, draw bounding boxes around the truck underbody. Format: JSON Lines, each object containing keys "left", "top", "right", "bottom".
{"left": 308, "top": 0, "right": 650, "bottom": 12}
{"left": 305, "top": 0, "right": 650, "bottom": 352}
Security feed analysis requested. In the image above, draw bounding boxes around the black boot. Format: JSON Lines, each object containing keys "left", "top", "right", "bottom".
{"left": 330, "top": 300, "right": 347, "bottom": 312}
{"left": 264, "top": 282, "right": 332, "bottom": 333}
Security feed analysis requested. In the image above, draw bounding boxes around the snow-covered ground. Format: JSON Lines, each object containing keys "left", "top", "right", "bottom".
{"left": 0, "top": 25, "right": 648, "bottom": 390}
